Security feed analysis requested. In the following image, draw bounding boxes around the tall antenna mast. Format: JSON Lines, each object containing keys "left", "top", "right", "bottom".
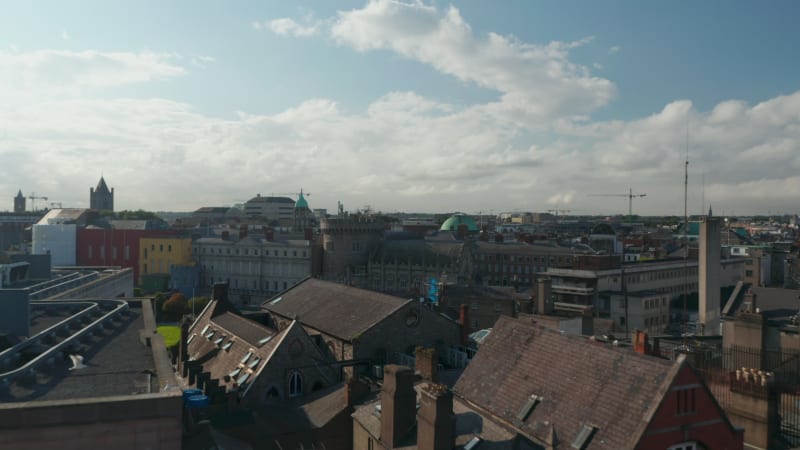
{"left": 683, "top": 120, "right": 690, "bottom": 339}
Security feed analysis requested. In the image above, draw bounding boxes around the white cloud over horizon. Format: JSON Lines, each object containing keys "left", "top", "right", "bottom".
{"left": 2, "top": 1, "right": 799, "bottom": 217}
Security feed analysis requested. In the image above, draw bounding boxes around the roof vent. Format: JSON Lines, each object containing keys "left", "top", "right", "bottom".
{"left": 463, "top": 436, "right": 482, "bottom": 450}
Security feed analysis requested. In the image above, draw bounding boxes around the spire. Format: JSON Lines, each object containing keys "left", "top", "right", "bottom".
{"left": 15, "top": 189, "right": 23, "bottom": 198}
{"left": 708, "top": 204, "right": 713, "bottom": 217}
{"left": 295, "top": 188, "right": 308, "bottom": 209}
{"left": 96, "top": 176, "right": 109, "bottom": 193}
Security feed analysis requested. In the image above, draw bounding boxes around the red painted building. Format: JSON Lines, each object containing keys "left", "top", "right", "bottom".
{"left": 77, "top": 227, "right": 176, "bottom": 283}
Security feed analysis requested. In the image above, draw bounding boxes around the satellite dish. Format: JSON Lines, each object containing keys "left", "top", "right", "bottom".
{"left": 68, "top": 354, "right": 87, "bottom": 370}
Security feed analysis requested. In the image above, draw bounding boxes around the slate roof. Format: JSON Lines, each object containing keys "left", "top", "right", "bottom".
{"left": 352, "top": 382, "right": 516, "bottom": 450}
{"left": 454, "top": 316, "right": 682, "bottom": 449}
{"left": 188, "top": 300, "right": 286, "bottom": 390}
{"left": 262, "top": 278, "right": 410, "bottom": 341}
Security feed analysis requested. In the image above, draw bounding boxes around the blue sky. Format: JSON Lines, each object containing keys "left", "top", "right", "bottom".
{"left": 2, "top": 1, "right": 799, "bottom": 216}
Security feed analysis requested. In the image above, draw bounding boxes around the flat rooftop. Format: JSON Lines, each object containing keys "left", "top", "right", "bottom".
{"left": 0, "top": 304, "right": 160, "bottom": 403}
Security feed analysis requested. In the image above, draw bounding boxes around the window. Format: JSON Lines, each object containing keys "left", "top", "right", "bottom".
{"left": 676, "top": 388, "right": 696, "bottom": 415}
{"left": 168, "top": 244, "right": 172, "bottom": 252}
{"left": 88, "top": 245, "right": 93, "bottom": 258}
{"left": 124, "top": 245, "right": 130, "bottom": 260}
{"left": 668, "top": 443, "right": 698, "bottom": 450}
{"left": 289, "top": 371, "right": 303, "bottom": 397}
{"left": 159, "top": 244, "right": 163, "bottom": 251}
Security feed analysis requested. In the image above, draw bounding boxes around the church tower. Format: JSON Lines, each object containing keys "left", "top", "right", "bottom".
{"left": 90, "top": 176, "right": 114, "bottom": 211}
{"left": 293, "top": 189, "right": 309, "bottom": 232}
{"left": 13, "top": 190, "right": 25, "bottom": 213}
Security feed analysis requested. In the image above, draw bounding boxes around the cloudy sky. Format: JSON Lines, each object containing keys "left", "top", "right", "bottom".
{"left": 2, "top": 1, "right": 799, "bottom": 216}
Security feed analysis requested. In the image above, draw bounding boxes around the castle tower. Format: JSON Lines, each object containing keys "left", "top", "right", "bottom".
{"left": 89, "top": 176, "right": 114, "bottom": 211}
{"left": 13, "top": 190, "right": 25, "bottom": 213}
{"left": 699, "top": 215, "right": 721, "bottom": 335}
{"left": 320, "top": 212, "right": 384, "bottom": 284}
{"left": 293, "top": 189, "right": 309, "bottom": 232}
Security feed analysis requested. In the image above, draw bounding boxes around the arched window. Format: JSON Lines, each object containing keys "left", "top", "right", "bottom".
{"left": 289, "top": 371, "right": 303, "bottom": 397}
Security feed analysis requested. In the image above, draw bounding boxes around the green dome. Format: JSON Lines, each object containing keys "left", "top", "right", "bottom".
{"left": 439, "top": 213, "right": 479, "bottom": 232}
{"left": 295, "top": 190, "right": 308, "bottom": 209}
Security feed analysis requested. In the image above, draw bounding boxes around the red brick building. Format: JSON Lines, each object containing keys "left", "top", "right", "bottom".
{"left": 76, "top": 225, "right": 175, "bottom": 283}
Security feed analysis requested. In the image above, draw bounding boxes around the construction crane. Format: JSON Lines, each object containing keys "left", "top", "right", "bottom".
{"left": 588, "top": 188, "right": 647, "bottom": 223}
{"left": 49, "top": 202, "right": 63, "bottom": 209}
{"left": 28, "top": 193, "right": 48, "bottom": 212}
{"left": 269, "top": 190, "right": 311, "bottom": 199}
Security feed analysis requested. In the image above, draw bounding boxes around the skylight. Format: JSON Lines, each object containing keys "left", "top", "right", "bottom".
{"left": 517, "top": 394, "right": 542, "bottom": 422}
{"left": 187, "top": 334, "right": 196, "bottom": 344}
{"left": 571, "top": 425, "right": 598, "bottom": 450}
{"left": 201, "top": 325, "right": 210, "bottom": 335}
{"left": 464, "top": 436, "right": 482, "bottom": 450}
{"left": 248, "top": 357, "right": 261, "bottom": 369}
{"left": 241, "top": 351, "right": 253, "bottom": 364}
{"left": 205, "top": 331, "right": 215, "bottom": 339}
{"left": 269, "top": 296, "right": 283, "bottom": 305}
{"left": 258, "top": 335, "right": 273, "bottom": 346}
{"left": 213, "top": 337, "right": 224, "bottom": 345}
{"left": 237, "top": 372, "right": 251, "bottom": 385}
{"left": 229, "top": 367, "right": 242, "bottom": 378}
{"left": 222, "top": 342, "right": 233, "bottom": 351}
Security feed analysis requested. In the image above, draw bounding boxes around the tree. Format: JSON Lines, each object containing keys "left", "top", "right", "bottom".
{"left": 187, "top": 296, "right": 211, "bottom": 315}
{"left": 162, "top": 292, "right": 187, "bottom": 321}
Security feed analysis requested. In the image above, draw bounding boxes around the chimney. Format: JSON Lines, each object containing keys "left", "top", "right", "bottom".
{"left": 415, "top": 347, "right": 438, "bottom": 382}
{"left": 345, "top": 377, "right": 369, "bottom": 407}
{"left": 221, "top": 230, "right": 230, "bottom": 241}
{"left": 459, "top": 304, "right": 470, "bottom": 346}
{"left": 178, "top": 320, "right": 190, "bottom": 369}
{"left": 536, "top": 277, "right": 553, "bottom": 315}
{"left": 264, "top": 227, "right": 275, "bottom": 242}
{"left": 743, "top": 288, "right": 758, "bottom": 313}
{"left": 417, "top": 384, "right": 456, "bottom": 450}
{"left": 239, "top": 224, "right": 248, "bottom": 240}
{"left": 380, "top": 365, "right": 416, "bottom": 448}
{"left": 304, "top": 227, "right": 313, "bottom": 241}
{"left": 633, "top": 329, "right": 651, "bottom": 355}
{"left": 212, "top": 283, "right": 229, "bottom": 303}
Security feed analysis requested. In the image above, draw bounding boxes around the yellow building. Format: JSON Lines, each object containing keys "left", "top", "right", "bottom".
{"left": 139, "top": 237, "right": 193, "bottom": 285}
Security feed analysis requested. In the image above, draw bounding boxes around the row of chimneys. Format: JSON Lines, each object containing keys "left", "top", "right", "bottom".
{"left": 380, "top": 365, "right": 456, "bottom": 450}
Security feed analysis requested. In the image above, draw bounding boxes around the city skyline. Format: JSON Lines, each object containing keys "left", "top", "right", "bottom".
{"left": 2, "top": 1, "right": 799, "bottom": 216}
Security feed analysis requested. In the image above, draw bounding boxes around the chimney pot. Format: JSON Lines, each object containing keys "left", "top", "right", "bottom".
{"left": 380, "top": 365, "right": 416, "bottom": 448}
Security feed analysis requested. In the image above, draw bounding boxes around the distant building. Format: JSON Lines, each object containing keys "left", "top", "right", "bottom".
{"left": 193, "top": 229, "right": 314, "bottom": 306}
{"left": 13, "top": 189, "right": 25, "bottom": 213}
{"left": 89, "top": 176, "right": 114, "bottom": 211}
{"left": 243, "top": 194, "right": 295, "bottom": 222}
{"left": 31, "top": 209, "right": 94, "bottom": 266}
{"left": 320, "top": 214, "right": 384, "bottom": 283}
{"left": 293, "top": 189, "right": 311, "bottom": 232}
{"left": 138, "top": 236, "right": 193, "bottom": 289}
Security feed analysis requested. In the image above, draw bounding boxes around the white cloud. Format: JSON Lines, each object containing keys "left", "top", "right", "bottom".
{"left": 608, "top": 45, "right": 620, "bottom": 55}
{"left": 61, "top": 31, "right": 70, "bottom": 41}
{"left": 256, "top": 17, "right": 320, "bottom": 37}
{"left": 330, "top": 0, "right": 616, "bottom": 122}
{"left": 0, "top": 49, "right": 184, "bottom": 102}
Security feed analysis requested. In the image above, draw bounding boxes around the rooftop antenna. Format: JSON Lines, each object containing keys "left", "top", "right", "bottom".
{"left": 682, "top": 119, "right": 690, "bottom": 341}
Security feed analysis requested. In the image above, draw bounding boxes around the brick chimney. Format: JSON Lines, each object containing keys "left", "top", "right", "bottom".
{"left": 381, "top": 365, "right": 416, "bottom": 448}
{"left": 415, "top": 347, "right": 438, "bottom": 382}
{"left": 633, "top": 329, "right": 651, "bottom": 355}
{"left": 264, "top": 227, "right": 274, "bottom": 242}
{"left": 459, "top": 304, "right": 470, "bottom": 346}
{"left": 239, "top": 224, "right": 248, "bottom": 240}
{"left": 417, "top": 384, "right": 456, "bottom": 450}
{"left": 536, "top": 277, "right": 553, "bottom": 315}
